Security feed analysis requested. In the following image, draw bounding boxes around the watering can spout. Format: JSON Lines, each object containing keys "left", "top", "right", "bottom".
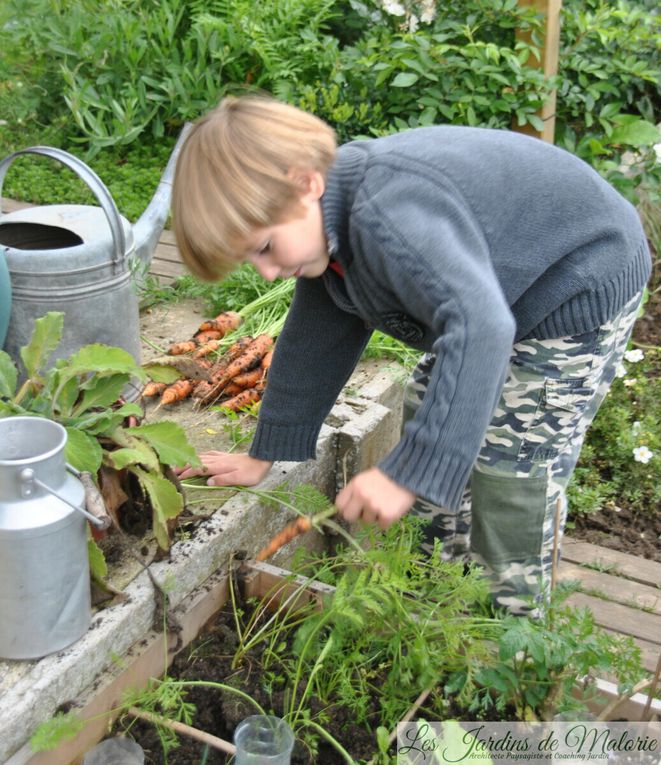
{"left": 132, "top": 122, "right": 193, "bottom": 267}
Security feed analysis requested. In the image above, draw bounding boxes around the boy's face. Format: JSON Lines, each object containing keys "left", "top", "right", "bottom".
{"left": 241, "top": 171, "right": 330, "bottom": 282}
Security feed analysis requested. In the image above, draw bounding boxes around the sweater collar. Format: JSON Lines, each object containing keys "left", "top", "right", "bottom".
{"left": 321, "top": 142, "right": 368, "bottom": 270}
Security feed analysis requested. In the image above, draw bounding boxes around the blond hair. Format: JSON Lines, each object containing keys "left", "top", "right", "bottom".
{"left": 172, "top": 96, "right": 337, "bottom": 281}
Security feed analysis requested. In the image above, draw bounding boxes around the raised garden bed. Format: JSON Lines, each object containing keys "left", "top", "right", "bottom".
{"left": 16, "top": 556, "right": 661, "bottom": 765}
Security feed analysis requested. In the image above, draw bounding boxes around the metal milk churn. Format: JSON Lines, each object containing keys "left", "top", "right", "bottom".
{"left": 0, "top": 416, "right": 103, "bottom": 659}
{"left": 0, "top": 125, "right": 190, "bottom": 376}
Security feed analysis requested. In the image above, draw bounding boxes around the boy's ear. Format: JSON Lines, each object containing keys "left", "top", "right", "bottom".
{"left": 289, "top": 169, "right": 325, "bottom": 200}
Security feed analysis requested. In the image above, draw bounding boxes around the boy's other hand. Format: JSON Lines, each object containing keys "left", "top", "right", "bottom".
{"left": 175, "top": 452, "right": 273, "bottom": 487}
{"left": 336, "top": 468, "right": 416, "bottom": 530}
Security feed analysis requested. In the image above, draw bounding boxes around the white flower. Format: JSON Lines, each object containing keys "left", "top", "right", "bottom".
{"left": 624, "top": 349, "right": 644, "bottom": 363}
{"left": 382, "top": 0, "right": 406, "bottom": 15}
{"left": 633, "top": 446, "right": 653, "bottom": 464}
{"left": 420, "top": 0, "right": 437, "bottom": 22}
{"left": 632, "top": 421, "right": 641, "bottom": 433}
{"left": 623, "top": 378, "right": 637, "bottom": 387}
{"left": 408, "top": 13, "right": 419, "bottom": 32}
{"left": 615, "top": 363, "right": 627, "bottom": 378}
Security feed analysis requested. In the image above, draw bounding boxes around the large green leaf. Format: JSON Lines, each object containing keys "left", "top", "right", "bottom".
{"left": 0, "top": 351, "right": 18, "bottom": 399}
{"left": 70, "top": 403, "right": 142, "bottom": 436}
{"left": 111, "top": 428, "right": 161, "bottom": 471}
{"left": 65, "top": 427, "right": 103, "bottom": 474}
{"left": 105, "top": 441, "right": 160, "bottom": 472}
{"left": 126, "top": 421, "right": 200, "bottom": 467}
{"left": 132, "top": 467, "right": 183, "bottom": 550}
{"left": 64, "top": 344, "right": 145, "bottom": 381}
{"left": 88, "top": 537, "right": 108, "bottom": 580}
{"left": 74, "top": 374, "right": 130, "bottom": 415}
{"left": 141, "top": 364, "right": 182, "bottom": 384}
{"left": 610, "top": 117, "right": 660, "bottom": 147}
{"left": 391, "top": 72, "right": 418, "bottom": 87}
{"left": 20, "top": 312, "right": 64, "bottom": 379}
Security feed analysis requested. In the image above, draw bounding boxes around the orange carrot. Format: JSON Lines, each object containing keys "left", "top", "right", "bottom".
{"left": 260, "top": 351, "right": 273, "bottom": 371}
{"left": 192, "top": 380, "right": 214, "bottom": 400}
{"left": 199, "top": 335, "right": 272, "bottom": 405}
{"left": 219, "top": 388, "right": 261, "bottom": 412}
{"left": 256, "top": 516, "right": 313, "bottom": 561}
{"left": 197, "top": 311, "right": 242, "bottom": 335}
{"left": 168, "top": 340, "right": 197, "bottom": 356}
{"left": 231, "top": 367, "right": 264, "bottom": 390}
{"left": 222, "top": 382, "right": 243, "bottom": 397}
{"left": 142, "top": 381, "right": 167, "bottom": 398}
{"left": 160, "top": 379, "right": 194, "bottom": 405}
{"left": 217, "top": 334, "right": 273, "bottom": 385}
{"left": 194, "top": 329, "right": 222, "bottom": 344}
{"left": 193, "top": 339, "right": 221, "bottom": 358}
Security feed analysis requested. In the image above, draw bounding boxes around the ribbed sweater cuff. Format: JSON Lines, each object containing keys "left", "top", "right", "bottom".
{"left": 378, "top": 438, "right": 472, "bottom": 512}
{"left": 249, "top": 420, "right": 319, "bottom": 463}
{"left": 526, "top": 241, "right": 651, "bottom": 340}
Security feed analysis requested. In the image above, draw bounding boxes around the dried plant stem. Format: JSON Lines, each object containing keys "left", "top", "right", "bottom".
{"left": 127, "top": 706, "right": 236, "bottom": 755}
{"left": 596, "top": 675, "right": 656, "bottom": 721}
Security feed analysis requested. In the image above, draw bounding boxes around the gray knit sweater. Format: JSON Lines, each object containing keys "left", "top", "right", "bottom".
{"left": 249, "top": 126, "right": 651, "bottom": 510}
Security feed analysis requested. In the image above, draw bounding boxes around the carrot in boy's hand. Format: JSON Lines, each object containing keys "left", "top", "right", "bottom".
{"left": 256, "top": 515, "right": 313, "bottom": 561}
{"left": 160, "top": 379, "right": 195, "bottom": 405}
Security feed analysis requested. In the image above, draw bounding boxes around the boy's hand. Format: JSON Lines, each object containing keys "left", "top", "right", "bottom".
{"left": 175, "top": 452, "right": 273, "bottom": 486}
{"left": 336, "top": 468, "right": 416, "bottom": 530}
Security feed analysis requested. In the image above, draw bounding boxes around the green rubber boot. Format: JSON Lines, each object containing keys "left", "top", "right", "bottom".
{"left": 0, "top": 253, "right": 12, "bottom": 348}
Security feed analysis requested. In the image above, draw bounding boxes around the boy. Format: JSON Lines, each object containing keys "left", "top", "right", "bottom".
{"left": 173, "top": 95, "right": 650, "bottom": 613}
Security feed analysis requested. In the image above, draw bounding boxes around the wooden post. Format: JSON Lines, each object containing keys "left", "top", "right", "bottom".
{"left": 515, "top": 0, "right": 562, "bottom": 143}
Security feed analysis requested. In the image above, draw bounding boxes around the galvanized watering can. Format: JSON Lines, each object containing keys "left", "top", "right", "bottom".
{"left": 0, "top": 125, "right": 190, "bottom": 372}
{"left": 0, "top": 416, "right": 106, "bottom": 660}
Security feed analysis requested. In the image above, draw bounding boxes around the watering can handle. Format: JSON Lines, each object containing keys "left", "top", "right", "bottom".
{"left": 0, "top": 147, "right": 126, "bottom": 266}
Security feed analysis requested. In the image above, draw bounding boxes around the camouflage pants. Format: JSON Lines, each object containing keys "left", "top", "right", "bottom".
{"left": 405, "top": 292, "right": 643, "bottom": 615}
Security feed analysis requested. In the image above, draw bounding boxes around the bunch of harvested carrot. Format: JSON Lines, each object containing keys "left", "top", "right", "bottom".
{"left": 143, "top": 325, "right": 274, "bottom": 412}
{"left": 168, "top": 310, "right": 242, "bottom": 356}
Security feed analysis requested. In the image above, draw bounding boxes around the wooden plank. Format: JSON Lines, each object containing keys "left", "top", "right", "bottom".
{"left": 562, "top": 539, "right": 661, "bottom": 588}
{"left": 151, "top": 240, "right": 183, "bottom": 264}
{"left": 147, "top": 258, "right": 188, "bottom": 283}
{"left": 566, "top": 592, "right": 661, "bottom": 645}
{"left": 240, "top": 560, "right": 334, "bottom": 615}
{"left": 1, "top": 196, "right": 33, "bottom": 213}
{"left": 559, "top": 561, "right": 661, "bottom": 615}
{"left": 515, "top": 0, "right": 562, "bottom": 143}
{"left": 159, "top": 229, "right": 177, "bottom": 246}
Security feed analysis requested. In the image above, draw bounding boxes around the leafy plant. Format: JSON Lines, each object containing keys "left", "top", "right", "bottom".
{"left": 337, "top": 0, "right": 551, "bottom": 134}
{"left": 467, "top": 584, "right": 644, "bottom": 721}
{"left": 0, "top": 311, "right": 200, "bottom": 552}
{"left": 568, "top": 347, "right": 660, "bottom": 519}
{"left": 230, "top": 518, "right": 499, "bottom": 740}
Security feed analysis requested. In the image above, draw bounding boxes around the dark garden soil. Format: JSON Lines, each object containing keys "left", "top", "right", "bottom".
{"left": 569, "top": 503, "right": 661, "bottom": 562}
{"left": 113, "top": 607, "right": 390, "bottom": 764}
